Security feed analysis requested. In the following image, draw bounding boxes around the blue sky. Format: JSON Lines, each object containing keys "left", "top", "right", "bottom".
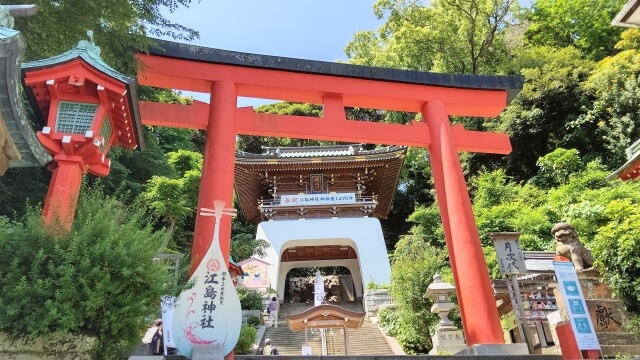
{"left": 163, "top": 0, "right": 383, "bottom": 61}
{"left": 161, "top": 1, "right": 384, "bottom": 106}
{"left": 160, "top": 1, "right": 534, "bottom": 106}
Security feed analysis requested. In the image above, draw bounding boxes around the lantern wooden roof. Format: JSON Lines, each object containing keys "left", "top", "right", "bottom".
{"left": 21, "top": 32, "right": 144, "bottom": 151}
{"left": 285, "top": 304, "right": 366, "bottom": 331}
{"left": 234, "top": 144, "right": 406, "bottom": 224}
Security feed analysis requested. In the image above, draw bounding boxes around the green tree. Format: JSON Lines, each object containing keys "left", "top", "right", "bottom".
{"left": 524, "top": 0, "right": 625, "bottom": 61}
{"left": 534, "top": 148, "right": 583, "bottom": 187}
{"left": 472, "top": 169, "right": 551, "bottom": 251}
{"left": 492, "top": 46, "right": 596, "bottom": 181}
{"left": 9, "top": 0, "right": 198, "bottom": 74}
{"left": 578, "top": 49, "right": 640, "bottom": 167}
{"left": 615, "top": 29, "right": 640, "bottom": 51}
{"left": 0, "top": 167, "right": 50, "bottom": 219}
{"left": 346, "top": 0, "right": 522, "bottom": 74}
{"left": 0, "top": 188, "right": 185, "bottom": 359}
{"left": 142, "top": 150, "right": 201, "bottom": 251}
{"left": 386, "top": 234, "right": 449, "bottom": 353}
{"left": 231, "top": 221, "right": 269, "bottom": 262}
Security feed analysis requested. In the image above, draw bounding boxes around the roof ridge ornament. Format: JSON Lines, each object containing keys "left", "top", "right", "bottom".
{"left": 76, "top": 30, "right": 101, "bottom": 58}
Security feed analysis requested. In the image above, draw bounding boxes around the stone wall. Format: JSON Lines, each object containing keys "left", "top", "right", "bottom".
{"left": 0, "top": 332, "right": 95, "bottom": 359}
{"left": 363, "top": 289, "right": 392, "bottom": 317}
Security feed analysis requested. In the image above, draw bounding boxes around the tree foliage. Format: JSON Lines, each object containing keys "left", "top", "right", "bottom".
{"left": 578, "top": 49, "right": 640, "bottom": 167}
{"left": 142, "top": 150, "right": 202, "bottom": 250}
{"left": 237, "top": 288, "right": 265, "bottom": 311}
{"left": 346, "top": 0, "right": 522, "bottom": 74}
{"left": 234, "top": 325, "right": 258, "bottom": 354}
{"left": 592, "top": 195, "right": 640, "bottom": 313}
{"left": 9, "top": 0, "right": 198, "bottom": 74}
{"left": 385, "top": 234, "right": 449, "bottom": 353}
{"left": 493, "top": 46, "right": 596, "bottom": 180}
{"left": 524, "top": 0, "right": 625, "bottom": 61}
{"left": 0, "top": 187, "right": 185, "bottom": 359}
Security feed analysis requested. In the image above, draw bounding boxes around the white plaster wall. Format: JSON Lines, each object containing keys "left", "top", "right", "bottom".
{"left": 255, "top": 217, "right": 391, "bottom": 302}
{"left": 278, "top": 259, "right": 363, "bottom": 300}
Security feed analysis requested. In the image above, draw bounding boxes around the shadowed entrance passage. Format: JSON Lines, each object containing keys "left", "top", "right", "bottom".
{"left": 135, "top": 38, "right": 524, "bottom": 346}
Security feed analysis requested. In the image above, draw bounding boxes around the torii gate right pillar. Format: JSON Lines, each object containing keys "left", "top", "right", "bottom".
{"left": 422, "top": 101, "right": 504, "bottom": 345}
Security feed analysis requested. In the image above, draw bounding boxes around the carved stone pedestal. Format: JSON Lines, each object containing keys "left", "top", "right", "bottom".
{"left": 192, "top": 344, "right": 225, "bottom": 360}
{"left": 429, "top": 329, "right": 466, "bottom": 355}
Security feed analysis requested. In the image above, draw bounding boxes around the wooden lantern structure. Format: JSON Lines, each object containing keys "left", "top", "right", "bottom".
{"left": 22, "top": 32, "right": 144, "bottom": 229}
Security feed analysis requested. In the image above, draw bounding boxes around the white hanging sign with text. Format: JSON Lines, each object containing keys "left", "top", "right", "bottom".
{"left": 553, "top": 261, "right": 601, "bottom": 351}
{"left": 280, "top": 193, "right": 356, "bottom": 206}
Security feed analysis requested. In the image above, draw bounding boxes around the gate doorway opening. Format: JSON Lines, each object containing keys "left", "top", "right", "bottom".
{"left": 285, "top": 266, "right": 355, "bottom": 304}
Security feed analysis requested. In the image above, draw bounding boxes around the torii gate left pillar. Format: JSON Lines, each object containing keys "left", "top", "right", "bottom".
{"left": 191, "top": 80, "right": 237, "bottom": 270}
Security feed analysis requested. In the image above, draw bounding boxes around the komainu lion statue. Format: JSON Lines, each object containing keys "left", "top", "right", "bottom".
{"left": 552, "top": 222, "right": 594, "bottom": 272}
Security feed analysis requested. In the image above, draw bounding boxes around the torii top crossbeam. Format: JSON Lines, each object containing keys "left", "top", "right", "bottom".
{"left": 138, "top": 39, "right": 521, "bottom": 116}
{"left": 135, "top": 38, "right": 524, "bottom": 347}
{"left": 138, "top": 40, "right": 522, "bottom": 153}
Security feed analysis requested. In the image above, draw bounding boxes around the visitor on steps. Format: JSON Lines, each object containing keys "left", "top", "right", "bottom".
{"left": 149, "top": 318, "right": 164, "bottom": 355}
{"left": 262, "top": 338, "right": 279, "bottom": 355}
{"left": 267, "top": 296, "right": 279, "bottom": 328}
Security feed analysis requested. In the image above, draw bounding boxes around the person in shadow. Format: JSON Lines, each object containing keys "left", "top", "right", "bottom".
{"left": 150, "top": 318, "right": 164, "bottom": 355}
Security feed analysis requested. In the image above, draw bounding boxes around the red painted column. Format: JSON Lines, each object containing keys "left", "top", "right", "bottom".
{"left": 191, "top": 80, "right": 237, "bottom": 274}
{"left": 556, "top": 322, "right": 583, "bottom": 359}
{"left": 427, "top": 135, "right": 466, "bottom": 333}
{"left": 422, "top": 100, "right": 503, "bottom": 345}
{"left": 42, "top": 157, "right": 84, "bottom": 230}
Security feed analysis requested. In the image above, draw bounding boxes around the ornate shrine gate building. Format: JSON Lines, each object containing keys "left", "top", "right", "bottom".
{"left": 137, "top": 39, "right": 524, "bottom": 346}
{"left": 235, "top": 144, "right": 406, "bottom": 301}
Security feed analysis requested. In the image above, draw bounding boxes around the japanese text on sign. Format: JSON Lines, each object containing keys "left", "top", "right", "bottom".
{"left": 280, "top": 193, "right": 356, "bottom": 206}
{"left": 199, "top": 271, "right": 228, "bottom": 329}
{"left": 492, "top": 238, "right": 526, "bottom": 275}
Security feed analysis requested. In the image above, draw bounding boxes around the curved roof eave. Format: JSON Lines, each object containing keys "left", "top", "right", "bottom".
{"left": 147, "top": 38, "right": 524, "bottom": 104}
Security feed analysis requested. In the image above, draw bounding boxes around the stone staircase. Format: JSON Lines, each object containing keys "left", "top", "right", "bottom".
{"left": 257, "top": 301, "right": 395, "bottom": 355}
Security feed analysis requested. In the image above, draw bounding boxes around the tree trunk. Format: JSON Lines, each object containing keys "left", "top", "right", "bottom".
{"left": 159, "top": 217, "right": 176, "bottom": 251}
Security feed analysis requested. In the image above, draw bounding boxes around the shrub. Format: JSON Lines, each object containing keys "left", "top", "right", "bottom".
{"left": 234, "top": 325, "right": 257, "bottom": 354}
{"left": 377, "top": 307, "right": 399, "bottom": 336}
{"left": 388, "top": 235, "right": 448, "bottom": 354}
{"left": 238, "top": 288, "right": 265, "bottom": 310}
{"left": 0, "top": 187, "right": 184, "bottom": 359}
{"left": 627, "top": 314, "right": 640, "bottom": 340}
{"left": 246, "top": 316, "right": 261, "bottom": 327}
{"left": 592, "top": 198, "right": 640, "bottom": 313}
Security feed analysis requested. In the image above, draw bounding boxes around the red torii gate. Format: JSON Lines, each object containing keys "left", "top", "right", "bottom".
{"left": 136, "top": 39, "right": 523, "bottom": 346}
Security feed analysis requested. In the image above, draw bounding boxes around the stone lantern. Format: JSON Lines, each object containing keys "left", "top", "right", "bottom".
{"left": 21, "top": 30, "right": 144, "bottom": 229}
{"left": 424, "top": 273, "right": 466, "bottom": 355}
